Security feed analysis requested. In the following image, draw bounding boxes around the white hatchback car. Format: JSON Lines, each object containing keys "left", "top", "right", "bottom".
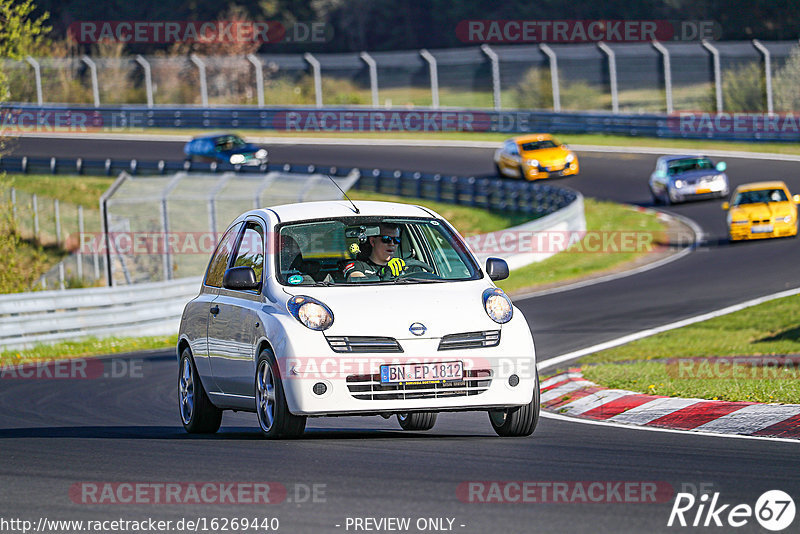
{"left": 177, "top": 200, "right": 539, "bottom": 438}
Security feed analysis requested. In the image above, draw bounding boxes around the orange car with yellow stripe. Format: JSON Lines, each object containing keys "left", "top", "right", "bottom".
{"left": 493, "top": 134, "right": 579, "bottom": 180}
{"left": 723, "top": 181, "right": 800, "bottom": 241}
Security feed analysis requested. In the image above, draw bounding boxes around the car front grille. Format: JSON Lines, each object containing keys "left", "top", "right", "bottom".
{"left": 346, "top": 369, "right": 493, "bottom": 400}
{"left": 751, "top": 219, "right": 770, "bottom": 225}
{"left": 438, "top": 330, "right": 500, "bottom": 350}
{"left": 326, "top": 336, "right": 403, "bottom": 353}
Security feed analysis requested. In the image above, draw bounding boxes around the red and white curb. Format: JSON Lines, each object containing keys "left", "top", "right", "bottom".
{"left": 541, "top": 369, "right": 800, "bottom": 440}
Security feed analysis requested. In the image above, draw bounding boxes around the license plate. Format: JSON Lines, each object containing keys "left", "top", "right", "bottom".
{"left": 751, "top": 225, "right": 773, "bottom": 234}
{"left": 380, "top": 361, "right": 463, "bottom": 385}
{"left": 695, "top": 188, "right": 711, "bottom": 194}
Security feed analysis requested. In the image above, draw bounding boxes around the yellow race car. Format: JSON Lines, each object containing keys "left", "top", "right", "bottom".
{"left": 493, "top": 134, "right": 579, "bottom": 180}
{"left": 723, "top": 181, "right": 800, "bottom": 241}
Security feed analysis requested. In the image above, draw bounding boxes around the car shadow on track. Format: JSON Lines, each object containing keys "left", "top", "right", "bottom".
{"left": 0, "top": 426, "right": 489, "bottom": 440}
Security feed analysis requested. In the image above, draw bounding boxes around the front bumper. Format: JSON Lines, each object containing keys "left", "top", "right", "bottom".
{"left": 524, "top": 161, "right": 579, "bottom": 180}
{"left": 278, "top": 338, "right": 537, "bottom": 416}
{"left": 729, "top": 220, "right": 798, "bottom": 240}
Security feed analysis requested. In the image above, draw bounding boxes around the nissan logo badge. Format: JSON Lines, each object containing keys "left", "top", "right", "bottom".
{"left": 409, "top": 322, "right": 427, "bottom": 336}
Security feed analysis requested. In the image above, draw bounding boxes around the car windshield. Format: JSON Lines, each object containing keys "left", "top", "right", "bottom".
{"left": 214, "top": 135, "right": 247, "bottom": 151}
{"left": 668, "top": 157, "right": 714, "bottom": 175}
{"left": 520, "top": 139, "right": 558, "bottom": 151}
{"left": 732, "top": 188, "right": 789, "bottom": 206}
{"left": 275, "top": 217, "right": 481, "bottom": 286}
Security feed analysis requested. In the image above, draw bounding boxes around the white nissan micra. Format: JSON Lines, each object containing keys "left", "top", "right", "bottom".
{"left": 177, "top": 200, "right": 539, "bottom": 438}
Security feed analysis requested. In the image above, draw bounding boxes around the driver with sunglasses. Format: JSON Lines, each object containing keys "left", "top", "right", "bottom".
{"left": 344, "top": 223, "right": 420, "bottom": 281}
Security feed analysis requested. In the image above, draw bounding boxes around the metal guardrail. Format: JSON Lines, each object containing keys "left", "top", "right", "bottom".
{"left": 0, "top": 277, "right": 200, "bottom": 350}
{"left": 3, "top": 104, "right": 798, "bottom": 142}
{"left": 0, "top": 155, "right": 578, "bottom": 217}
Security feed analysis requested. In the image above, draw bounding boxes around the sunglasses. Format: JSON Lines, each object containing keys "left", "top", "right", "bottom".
{"left": 378, "top": 235, "right": 401, "bottom": 245}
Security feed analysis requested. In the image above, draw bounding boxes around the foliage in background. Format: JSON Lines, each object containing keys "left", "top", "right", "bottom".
{"left": 721, "top": 61, "right": 766, "bottom": 112}
{"left": 514, "top": 67, "right": 606, "bottom": 111}
{"left": 774, "top": 48, "right": 800, "bottom": 112}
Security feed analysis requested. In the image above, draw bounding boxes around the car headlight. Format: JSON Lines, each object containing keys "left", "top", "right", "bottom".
{"left": 483, "top": 288, "right": 513, "bottom": 324}
{"left": 288, "top": 296, "right": 334, "bottom": 331}
{"left": 229, "top": 154, "right": 246, "bottom": 165}
{"left": 732, "top": 220, "right": 748, "bottom": 224}
{"left": 715, "top": 174, "right": 725, "bottom": 181}
{"left": 674, "top": 180, "right": 684, "bottom": 189}
{"left": 525, "top": 159, "right": 539, "bottom": 167}
{"left": 255, "top": 148, "right": 268, "bottom": 160}
{"left": 778, "top": 215, "right": 792, "bottom": 223}
{"left": 565, "top": 153, "right": 575, "bottom": 163}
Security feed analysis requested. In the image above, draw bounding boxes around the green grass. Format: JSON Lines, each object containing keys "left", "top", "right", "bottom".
{"left": 498, "top": 198, "right": 664, "bottom": 294}
{"left": 579, "top": 293, "right": 800, "bottom": 403}
{"left": 0, "top": 335, "right": 179, "bottom": 366}
{"left": 5, "top": 174, "right": 112, "bottom": 209}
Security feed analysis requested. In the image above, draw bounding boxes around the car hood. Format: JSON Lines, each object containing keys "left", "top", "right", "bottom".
{"left": 519, "top": 147, "right": 568, "bottom": 163}
{"left": 730, "top": 201, "right": 793, "bottom": 220}
{"left": 670, "top": 169, "right": 722, "bottom": 182}
{"left": 281, "top": 279, "right": 502, "bottom": 339}
{"left": 219, "top": 143, "right": 260, "bottom": 156}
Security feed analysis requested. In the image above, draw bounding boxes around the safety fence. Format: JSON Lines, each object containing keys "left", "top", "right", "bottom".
{"left": 3, "top": 104, "right": 800, "bottom": 142}
{"left": 2, "top": 41, "right": 799, "bottom": 114}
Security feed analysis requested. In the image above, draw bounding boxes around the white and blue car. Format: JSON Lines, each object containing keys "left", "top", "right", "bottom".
{"left": 177, "top": 200, "right": 539, "bottom": 438}
{"left": 649, "top": 155, "right": 729, "bottom": 205}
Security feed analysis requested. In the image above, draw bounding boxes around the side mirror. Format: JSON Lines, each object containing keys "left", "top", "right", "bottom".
{"left": 793, "top": 194, "right": 800, "bottom": 204}
{"left": 716, "top": 161, "right": 727, "bottom": 172}
{"left": 223, "top": 266, "right": 260, "bottom": 291}
{"left": 485, "top": 257, "right": 509, "bottom": 281}
{"left": 654, "top": 170, "right": 667, "bottom": 179}
{"left": 721, "top": 202, "right": 730, "bottom": 211}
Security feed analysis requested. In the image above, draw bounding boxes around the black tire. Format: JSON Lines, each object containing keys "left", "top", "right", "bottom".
{"left": 494, "top": 162, "right": 504, "bottom": 177}
{"left": 178, "top": 348, "right": 222, "bottom": 434}
{"left": 488, "top": 371, "right": 540, "bottom": 437}
{"left": 255, "top": 349, "right": 306, "bottom": 439}
{"left": 396, "top": 412, "right": 437, "bottom": 431}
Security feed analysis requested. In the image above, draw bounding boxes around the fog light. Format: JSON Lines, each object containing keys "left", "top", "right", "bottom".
{"left": 313, "top": 382, "right": 327, "bottom": 396}
{"left": 508, "top": 374, "right": 520, "bottom": 387}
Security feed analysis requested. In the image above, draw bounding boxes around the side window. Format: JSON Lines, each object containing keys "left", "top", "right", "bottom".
{"left": 232, "top": 222, "right": 265, "bottom": 288}
{"left": 205, "top": 223, "right": 243, "bottom": 287}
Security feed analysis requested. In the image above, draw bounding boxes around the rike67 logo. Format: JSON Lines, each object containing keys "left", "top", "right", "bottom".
{"left": 668, "top": 490, "right": 795, "bottom": 531}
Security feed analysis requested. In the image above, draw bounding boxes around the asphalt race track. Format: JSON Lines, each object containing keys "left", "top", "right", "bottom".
{"left": 2, "top": 136, "right": 799, "bottom": 533}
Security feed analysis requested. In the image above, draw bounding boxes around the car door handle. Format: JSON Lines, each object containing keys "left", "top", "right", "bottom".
{"left": 210, "top": 305, "right": 220, "bottom": 316}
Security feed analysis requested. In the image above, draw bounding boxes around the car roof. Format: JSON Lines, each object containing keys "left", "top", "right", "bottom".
{"left": 734, "top": 181, "right": 789, "bottom": 192}
{"left": 661, "top": 155, "right": 712, "bottom": 162}
{"left": 512, "top": 134, "right": 555, "bottom": 144}
{"left": 190, "top": 132, "right": 241, "bottom": 141}
{"left": 256, "top": 200, "right": 434, "bottom": 223}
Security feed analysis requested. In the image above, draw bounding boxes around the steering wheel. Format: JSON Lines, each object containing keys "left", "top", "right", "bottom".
{"left": 398, "top": 262, "right": 439, "bottom": 279}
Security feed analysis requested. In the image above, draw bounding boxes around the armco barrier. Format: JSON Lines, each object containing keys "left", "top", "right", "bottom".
{"left": 0, "top": 278, "right": 200, "bottom": 350}
{"left": 3, "top": 104, "right": 800, "bottom": 142}
{"left": 0, "top": 156, "right": 579, "bottom": 217}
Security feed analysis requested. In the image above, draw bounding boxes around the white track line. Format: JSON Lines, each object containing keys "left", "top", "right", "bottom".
{"left": 538, "top": 286, "right": 800, "bottom": 372}
{"left": 540, "top": 411, "right": 800, "bottom": 444}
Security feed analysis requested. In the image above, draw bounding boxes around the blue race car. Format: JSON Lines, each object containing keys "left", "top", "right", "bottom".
{"left": 184, "top": 133, "right": 268, "bottom": 166}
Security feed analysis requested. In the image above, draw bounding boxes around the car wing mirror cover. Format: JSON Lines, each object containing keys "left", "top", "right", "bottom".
{"left": 716, "top": 161, "right": 727, "bottom": 172}
{"left": 721, "top": 201, "right": 730, "bottom": 211}
{"left": 223, "top": 266, "right": 260, "bottom": 291}
{"left": 486, "top": 257, "right": 509, "bottom": 281}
